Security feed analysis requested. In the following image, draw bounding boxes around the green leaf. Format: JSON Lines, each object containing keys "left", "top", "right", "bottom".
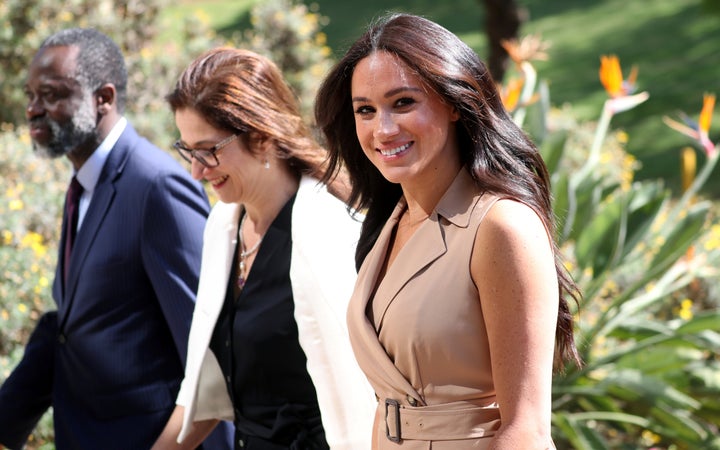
{"left": 648, "top": 202, "right": 710, "bottom": 276}
{"left": 566, "top": 175, "right": 610, "bottom": 242}
{"left": 676, "top": 310, "right": 720, "bottom": 334}
{"left": 609, "top": 316, "right": 672, "bottom": 340}
{"left": 602, "top": 369, "right": 701, "bottom": 410}
{"left": 539, "top": 129, "right": 568, "bottom": 175}
{"left": 650, "top": 403, "right": 708, "bottom": 442}
{"left": 552, "top": 171, "right": 571, "bottom": 243}
{"left": 553, "top": 413, "right": 608, "bottom": 450}
{"left": 574, "top": 192, "right": 624, "bottom": 275}
{"left": 563, "top": 411, "right": 651, "bottom": 428}
{"left": 619, "top": 180, "right": 668, "bottom": 260}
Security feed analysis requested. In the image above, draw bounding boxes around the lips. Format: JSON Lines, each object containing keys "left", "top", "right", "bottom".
{"left": 28, "top": 120, "right": 50, "bottom": 142}
{"left": 29, "top": 125, "right": 48, "bottom": 139}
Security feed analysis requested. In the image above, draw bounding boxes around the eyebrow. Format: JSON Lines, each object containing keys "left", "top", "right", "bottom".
{"left": 352, "top": 86, "right": 424, "bottom": 103}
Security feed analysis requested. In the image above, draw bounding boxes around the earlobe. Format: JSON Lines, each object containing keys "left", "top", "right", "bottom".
{"left": 451, "top": 107, "right": 461, "bottom": 122}
{"left": 95, "top": 84, "right": 116, "bottom": 114}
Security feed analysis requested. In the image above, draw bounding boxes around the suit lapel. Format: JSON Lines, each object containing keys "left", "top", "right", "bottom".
{"left": 57, "top": 128, "right": 132, "bottom": 326}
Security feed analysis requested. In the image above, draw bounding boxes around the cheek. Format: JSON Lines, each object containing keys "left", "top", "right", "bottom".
{"left": 48, "top": 104, "right": 74, "bottom": 123}
{"left": 354, "top": 119, "right": 374, "bottom": 151}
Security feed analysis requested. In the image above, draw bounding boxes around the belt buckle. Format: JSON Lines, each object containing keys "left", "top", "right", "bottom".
{"left": 384, "top": 398, "right": 402, "bottom": 443}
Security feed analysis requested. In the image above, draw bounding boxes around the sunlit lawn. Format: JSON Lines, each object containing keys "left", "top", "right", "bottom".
{"left": 164, "top": 0, "right": 720, "bottom": 195}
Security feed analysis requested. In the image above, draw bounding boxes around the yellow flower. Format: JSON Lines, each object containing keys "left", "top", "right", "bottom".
{"left": 678, "top": 298, "right": 693, "bottom": 321}
{"left": 193, "top": 9, "right": 211, "bottom": 26}
{"left": 9, "top": 199, "right": 23, "bottom": 211}
{"left": 703, "top": 224, "right": 720, "bottom": 251}
{"left": 2, "top": 230, "right": 12, "bottom": 245}
{"left": 20, "top": 232, "right": 47, "bottom": 257}
{"left": 641, "top": 429, "right": 661, "bottom": 445}
{"left": 681, "top": 146, "right": 697, "bottom": 193}
{"left": 59, "top": 10, "right": 73, "bottom": 22}
{"left": 17, "top": 303, "right": 27, "bottom": 314}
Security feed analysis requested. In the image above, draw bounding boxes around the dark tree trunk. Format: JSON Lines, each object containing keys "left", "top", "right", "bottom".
{"left": 482, "top": 0, "right": 526, "bottom": 82}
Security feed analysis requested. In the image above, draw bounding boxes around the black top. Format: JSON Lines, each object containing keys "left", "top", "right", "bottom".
{"left": 209, "top": 196, "right": 328, "bottom": 450}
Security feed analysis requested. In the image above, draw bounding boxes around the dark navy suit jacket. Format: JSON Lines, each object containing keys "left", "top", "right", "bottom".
{"left": 0, "top": 124, "right": 232, "bottom": 449}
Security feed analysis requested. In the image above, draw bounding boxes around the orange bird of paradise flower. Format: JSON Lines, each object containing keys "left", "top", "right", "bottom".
{"left": 599, "top": 54, "right": 638, "bottom": 98}
{"left": 663, "top": 93, "right": 717, "bottom": 157}
{"left": 500, "top": 78, "right": 524, "bottom": 112}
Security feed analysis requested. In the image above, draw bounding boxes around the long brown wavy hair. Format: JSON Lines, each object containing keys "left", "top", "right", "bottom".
{"left": 315, "top": 13, "right": 581, "bottom": 370}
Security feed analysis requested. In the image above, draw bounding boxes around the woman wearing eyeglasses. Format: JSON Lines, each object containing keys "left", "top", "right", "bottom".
{"left": 150, "top": 47, "right": 375, "bottom": 450}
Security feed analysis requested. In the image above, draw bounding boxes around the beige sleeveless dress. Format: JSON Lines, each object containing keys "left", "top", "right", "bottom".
{"left": 347, "top": 169, "right": 502, "bottom": 450}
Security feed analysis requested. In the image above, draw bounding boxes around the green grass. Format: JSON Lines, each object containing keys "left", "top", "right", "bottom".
{"left": 164, "top": 0, "right": 720, "bottom": 196}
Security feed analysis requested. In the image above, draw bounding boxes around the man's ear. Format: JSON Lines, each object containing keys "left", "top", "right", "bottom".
{"left": 95, "top": 84, "right": 117, "bottom": 115}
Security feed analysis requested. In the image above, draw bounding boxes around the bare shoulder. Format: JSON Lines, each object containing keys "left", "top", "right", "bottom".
{"left": 471, "top": 198, "right": 554, "bottom": 276}
{"left": 478, "top": 198, "right": 548, "bottom": 243}
{"left": 471, "top": 198, "right": 558, "bottom": 304}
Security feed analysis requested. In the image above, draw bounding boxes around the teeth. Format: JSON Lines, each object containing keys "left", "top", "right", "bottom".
{"left": 210, "top": 175, "right": 229, "bottom": 186}
{"left": 380, "top": 142, "right": 411, "bottom": 156}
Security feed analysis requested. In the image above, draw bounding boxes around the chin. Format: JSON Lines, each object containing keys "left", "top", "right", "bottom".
{"left": 377, "top": 166, "right": 410, "bottom": 185}
{"left": 31, "top": 141, "right": 67, "bottom": 159}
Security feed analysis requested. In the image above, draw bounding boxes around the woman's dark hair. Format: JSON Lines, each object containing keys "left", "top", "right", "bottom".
{"left": 315, "top": 12, "right": 581, "bottom": 369}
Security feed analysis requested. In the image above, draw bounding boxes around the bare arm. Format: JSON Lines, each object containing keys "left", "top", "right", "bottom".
{"left": 471, "top": 199, "right": 558, "bottom": 450}
{"left": 151, "top": 405, "right": 220, "bottom": 450}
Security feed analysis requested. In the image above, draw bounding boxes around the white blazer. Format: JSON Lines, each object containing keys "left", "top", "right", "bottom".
{"left": 176, "top": 176, "right": 375, "bottom": 449}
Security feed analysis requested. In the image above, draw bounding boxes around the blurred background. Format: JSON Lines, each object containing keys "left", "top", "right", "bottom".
{"left": 1, "top": 1, "right": 719, "bottom": 448}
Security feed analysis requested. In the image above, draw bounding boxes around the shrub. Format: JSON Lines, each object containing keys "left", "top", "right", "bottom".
{"left": 502, "top": 41, "right": 720, "bottom": 449}
{"left": 0, "top": 124, "right": 65, "bottom": 447}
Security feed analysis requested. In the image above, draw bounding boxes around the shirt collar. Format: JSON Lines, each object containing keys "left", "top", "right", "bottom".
{"left": 75, "top": 117, "right": 127, "bottom": 192}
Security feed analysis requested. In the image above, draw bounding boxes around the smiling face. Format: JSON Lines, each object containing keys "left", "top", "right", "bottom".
{"left": 350, "top": 50, "right": 461, "bottom": 189}
{"left": 174, "top": 107, "right": 264, "bottom": 205}
{"left": 24, "top": 45, "right": 99, "bottom": 159}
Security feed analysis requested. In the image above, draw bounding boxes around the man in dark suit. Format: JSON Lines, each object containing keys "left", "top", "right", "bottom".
{"left": 0, "top": 28, "right": 231, "bottom": 450}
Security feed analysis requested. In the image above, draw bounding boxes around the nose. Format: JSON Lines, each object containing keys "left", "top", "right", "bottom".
{"left": 374, "top": 109, "right": 399, "bottom": 140}
{"left": 189, "top": 157, "right": 207, "bottom": 180}
{"left": 26, "top": 95, "right": 44, "bottom": 120}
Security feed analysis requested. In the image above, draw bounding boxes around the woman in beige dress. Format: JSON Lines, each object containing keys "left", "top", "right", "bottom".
{"left": 314, "top": 13, "right": 581, "bottom": 450}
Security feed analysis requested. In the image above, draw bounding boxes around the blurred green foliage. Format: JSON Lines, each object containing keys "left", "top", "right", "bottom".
{"left": 1, "top": 0, "right": 718, "bottom": 449}
{"left": 506, "top": 48, "right": 720, "bottom": 448}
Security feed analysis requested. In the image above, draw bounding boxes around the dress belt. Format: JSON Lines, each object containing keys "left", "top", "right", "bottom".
{"left": 383, "top": 398, "right": 501, "bottom": 442}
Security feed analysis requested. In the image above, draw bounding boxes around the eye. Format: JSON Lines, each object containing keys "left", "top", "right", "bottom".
{"left": 33, "top": 88, "right": 60, "bottom": 104}
{"left": 395, "top": 97, "right": 416, "bottom": 108}
{"left": 354, "top": 104, "right": 376, "bottom": 116}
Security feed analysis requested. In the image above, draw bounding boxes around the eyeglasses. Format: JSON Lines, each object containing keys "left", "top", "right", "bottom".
{"left": 173, "top": 134, "right": 238, "bottom": 168}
